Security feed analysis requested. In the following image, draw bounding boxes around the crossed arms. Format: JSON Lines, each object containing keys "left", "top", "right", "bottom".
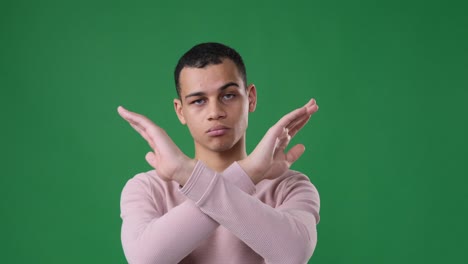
{"left": 118, "top": 99, "right": 320, "bottom": 264}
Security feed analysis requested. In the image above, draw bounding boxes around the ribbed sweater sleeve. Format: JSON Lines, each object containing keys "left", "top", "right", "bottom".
{"left": 180, "top": 161, "right": 320, "bottom": 264}
{"left": 120, "top": 162, "right": 255, "bottom": 264}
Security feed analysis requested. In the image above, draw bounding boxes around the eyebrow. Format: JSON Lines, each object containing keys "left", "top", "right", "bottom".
{"left": 184, "top": 82, "right": 240, "bottom": 99}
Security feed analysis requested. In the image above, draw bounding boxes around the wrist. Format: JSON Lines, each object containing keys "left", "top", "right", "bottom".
{"left": 237, "top": 159, "right": 261, "bottom": 185}
{"left": 173, "top": 159, "right": 197, "bottom": 186}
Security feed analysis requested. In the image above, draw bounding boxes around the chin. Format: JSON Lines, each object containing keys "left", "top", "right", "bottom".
{"left": 203, "top": 137, "right": 241, "bottom": 153}
{"left": 209, "top": 142, "right": 236, "bottom": 152}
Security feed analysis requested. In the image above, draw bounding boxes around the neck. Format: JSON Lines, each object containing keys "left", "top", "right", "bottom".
{"left": 194, "top": 136, "right": 247, "bottom": 172}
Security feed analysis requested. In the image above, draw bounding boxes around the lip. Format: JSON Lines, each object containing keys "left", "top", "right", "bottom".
{"left": 206, "top": 125, "right": 230, "bottom": 137}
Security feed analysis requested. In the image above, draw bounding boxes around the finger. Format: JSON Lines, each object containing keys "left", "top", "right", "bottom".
{"left": 257, "top": 100, "right": 312, "bottom": 154}
{"left": 288, "top": 104, "right": 318, "bottom": 138}
{"left": 287, "top": 113, "right": 310, "bottom": 134}
{"left": 251, "top": 99, "right": 315, "bottom": 157}
{"left": 276, "top": 98, "right": 316, "bottom": 130}
{"left": 271, "top": 105, "right": 308, "bottom": 137}
{"left": 129, "top": 123, "right": 156, "bottom": 149}
{"left": 145, "top": 151, "right": 157, "bottom": 168}
{"left": 304, "top": 99, "right": 318, "bottom": 115}
{"left": 118, "top": 106, "right": 157, "bottom": 149}
{"left": 288, "top": 111, "right": 314, "bottom": 138}
{"left": 118, "top": 106, "right": 159, "bottom": 133}
{"left": 276, "top": 127, "right": 290, "bottom": 149}
{"left": 286, "top": 144, "right": 306, "bottom": 165}
{"left": 287, "top": 102, "right": 317, "bottom": 128}
{"left": 118, "top": 106, "right": 167, "bottom": 146}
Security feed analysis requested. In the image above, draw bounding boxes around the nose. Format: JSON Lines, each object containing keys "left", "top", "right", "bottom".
{"left": 207, "top": 101, "right": 227, "bottom": 121}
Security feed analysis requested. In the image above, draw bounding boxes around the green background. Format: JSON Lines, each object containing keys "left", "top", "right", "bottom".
{"left": 1, "top": 0, "right": 467, "bottom": 263}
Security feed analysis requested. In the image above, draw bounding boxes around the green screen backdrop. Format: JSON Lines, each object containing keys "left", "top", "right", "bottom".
{"left": 1, "top": 0, "right": 467, "bottom": 263}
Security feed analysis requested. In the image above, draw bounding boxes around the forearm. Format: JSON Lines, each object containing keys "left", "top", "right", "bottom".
{"left": 121, "top": 200, "right": 217, "bottom": 264}
{"left": 120, "top": 163, "right": 256, "bottom": 264}
{"left": 180, "top": 161, "right": 319, "bottom": 264}
{"left": 196, "top": 178, "right": 316, "bottom": 264}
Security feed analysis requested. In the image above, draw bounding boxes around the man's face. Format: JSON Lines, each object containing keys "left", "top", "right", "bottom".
{"left": 174, "top": 58, "right": 257, "bottom": 153}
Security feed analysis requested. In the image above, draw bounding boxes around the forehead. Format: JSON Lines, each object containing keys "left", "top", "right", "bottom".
{"left": 179, "top": 59, "right": 243, "bottom": 96}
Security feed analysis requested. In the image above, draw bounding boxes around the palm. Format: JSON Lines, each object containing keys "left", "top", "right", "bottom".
{"left": 241, "top": 99, "right": 318, "bottom": 183}
{"left": 263, "top": 151, "right": 290, "bottom": 180}
{"left": 117, "top": 106, "right": 189, "bottom": 181}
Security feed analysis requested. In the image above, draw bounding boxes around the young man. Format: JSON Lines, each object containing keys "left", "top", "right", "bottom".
{"left": 118, "top": 42, "right": 320, "bottom": 264}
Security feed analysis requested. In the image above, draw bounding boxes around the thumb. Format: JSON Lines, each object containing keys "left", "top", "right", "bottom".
{"left": 145, "top": 151, "right": 157, "bottom": 168}
{"left": 286, "top": 144, "right": 306, "bottom": 165}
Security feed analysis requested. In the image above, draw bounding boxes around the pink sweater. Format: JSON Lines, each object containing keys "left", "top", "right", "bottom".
{"left": 120, "top": 161, "right": 320, "bottom": 264}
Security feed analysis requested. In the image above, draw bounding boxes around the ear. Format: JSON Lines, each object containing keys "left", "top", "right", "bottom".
{"left": 173, "top": 98, "right": 186, "bottom": 125}
{"left": 247, "top": 84, "right": 257, "bottom": 112}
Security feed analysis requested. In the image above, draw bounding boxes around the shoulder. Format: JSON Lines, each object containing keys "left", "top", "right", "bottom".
{"left": 122, "top": 169, "right": 177, "bottom": 193}
{"left": 120, "top": 170, "right": 157, "bottom": 205}
{"left": 120, "top": 170, "right": 177, "bottom": 208}
{"left": 121, "top": 169, "right": 157, "bottom": 195}
{"left": 120, "top": 169, "right": 185, "bottom": 218}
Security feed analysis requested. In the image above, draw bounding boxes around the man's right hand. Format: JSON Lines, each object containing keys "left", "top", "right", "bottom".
{"left": 117, "top": 106, "right": 196, "bottom": 185}
{"left": 238, "top": 99, "right": 319, "bottom": 184}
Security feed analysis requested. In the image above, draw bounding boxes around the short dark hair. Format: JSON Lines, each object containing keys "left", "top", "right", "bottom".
{"left": 174, "top": 42, "right": 247, "bottom": 98}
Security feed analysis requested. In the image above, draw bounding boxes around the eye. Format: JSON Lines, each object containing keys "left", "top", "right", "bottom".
{"left": 191, "top": 99, "right": 206, "bottom": 105}
{"left": 223, "top": 94, "right": 236, "bottom": 100}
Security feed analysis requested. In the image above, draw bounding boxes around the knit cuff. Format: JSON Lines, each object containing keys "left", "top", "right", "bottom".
{"left": 179, "top": 160, "right": 218, "bottom": 204}
{"left": 223, "top": 162, "right": 256, "bottom": 195}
